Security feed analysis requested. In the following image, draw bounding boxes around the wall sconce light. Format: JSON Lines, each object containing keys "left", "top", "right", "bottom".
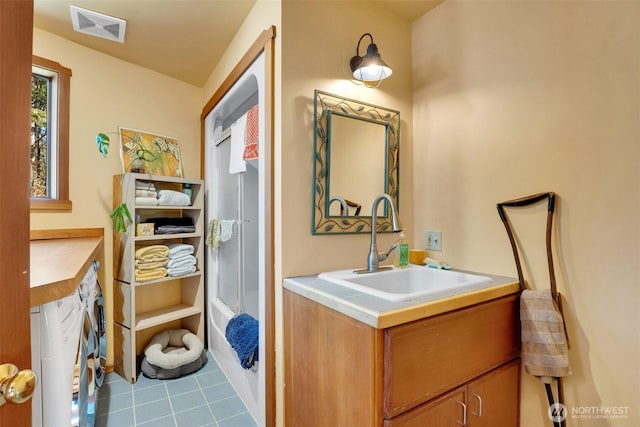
{"left": 349, "top": 33, "right": 393, "bottom": 87}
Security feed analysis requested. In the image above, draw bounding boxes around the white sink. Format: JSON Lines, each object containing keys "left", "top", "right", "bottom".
{"left": 318, "top": 265, "right": 494, "bottom": 302}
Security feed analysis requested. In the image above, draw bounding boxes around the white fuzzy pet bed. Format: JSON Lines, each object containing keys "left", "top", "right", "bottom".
{"left": 141, "top": 329, "right": 207, "bottom": 379}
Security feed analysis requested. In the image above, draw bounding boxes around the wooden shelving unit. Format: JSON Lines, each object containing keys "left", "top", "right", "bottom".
{"left": 112, "top": 173, "right": 205, "bottom": 383}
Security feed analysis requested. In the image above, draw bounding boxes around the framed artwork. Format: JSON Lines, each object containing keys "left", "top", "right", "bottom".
{"left": 119, "top": 127, "right": 183, "bottom": 177}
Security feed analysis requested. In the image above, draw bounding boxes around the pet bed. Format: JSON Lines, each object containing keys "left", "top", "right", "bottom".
{"left": 141, "top": 329, "right": 207, "bottom": 379}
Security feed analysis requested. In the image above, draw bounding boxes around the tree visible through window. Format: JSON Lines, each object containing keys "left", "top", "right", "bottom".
{"left": 31, "top": 72, "right": 50, "bottom": 198}
{"left": 30, "top": 56, "right": 72, "bottom": 210}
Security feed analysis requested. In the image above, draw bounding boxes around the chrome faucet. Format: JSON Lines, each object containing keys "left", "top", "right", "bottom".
{"left": 355, "top": 193, "right": 402, "bottom": 274}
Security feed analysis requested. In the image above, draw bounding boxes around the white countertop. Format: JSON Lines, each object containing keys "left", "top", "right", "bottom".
{"left": 284, "top": 269, "right": 519, "bottom": 329}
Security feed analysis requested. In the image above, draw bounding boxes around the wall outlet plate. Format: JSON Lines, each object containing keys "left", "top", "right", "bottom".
{"left": 425, "top": 231, "right": 442, "bottom": 251}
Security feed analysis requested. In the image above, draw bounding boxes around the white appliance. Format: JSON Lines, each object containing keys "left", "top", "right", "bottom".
{"left": 31, "top": 262, "right": 105, "bottom": 427}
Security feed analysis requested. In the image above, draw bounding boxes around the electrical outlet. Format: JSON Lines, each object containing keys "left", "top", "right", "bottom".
{"left": 425, "top": 231, "right": 442, "bottom": 251}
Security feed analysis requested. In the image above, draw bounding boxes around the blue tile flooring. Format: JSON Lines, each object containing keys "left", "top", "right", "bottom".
{"left": 96, "top": 353, "right": 257, "bottom": 427}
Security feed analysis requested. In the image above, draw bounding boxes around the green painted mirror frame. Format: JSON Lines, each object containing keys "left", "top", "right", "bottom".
{"left": 312, "top": 90, "right": 400, "bottom": 234}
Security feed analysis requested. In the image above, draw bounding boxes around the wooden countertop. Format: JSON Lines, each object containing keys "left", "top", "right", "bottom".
{"left": 284, "top": 268, "right": 520, "bottom": 329}
{"left": 30, "top": 228, "right": 104, "bottom": 307}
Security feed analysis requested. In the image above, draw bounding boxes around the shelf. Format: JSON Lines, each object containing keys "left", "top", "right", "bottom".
{"left": 125, "top": 172, "right": 202, "bottom": 185}
{"left": 135, "top": 232, "right": 201, "bottom": 242}
{"left": 133, "top": 271, "right": 201, "bottom": 287}
{"left": 135, "top": 304, "right": 202, "bottom": 331}
{"left": 134, "top": 205, "right": 201, "bottom": 210}
{"left": 113, "top": 173, "right": 205, "bottom": 383}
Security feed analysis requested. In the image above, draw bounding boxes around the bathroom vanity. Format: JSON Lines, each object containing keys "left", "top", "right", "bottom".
{"left": 284, "top": 269, "right": 521, "bottom": 426}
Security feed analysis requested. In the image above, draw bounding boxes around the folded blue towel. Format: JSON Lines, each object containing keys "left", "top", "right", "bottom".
{"left": 225, "top": 313, "right": 259, "bottom": 369}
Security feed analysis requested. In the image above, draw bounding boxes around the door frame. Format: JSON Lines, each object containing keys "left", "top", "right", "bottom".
{"left": 200, "top": 26, "right": 276, "bottom": 427}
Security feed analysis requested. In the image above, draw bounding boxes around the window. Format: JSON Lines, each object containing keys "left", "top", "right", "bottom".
{"left": 30, "top": 55, "right": 72, "bottom": 210}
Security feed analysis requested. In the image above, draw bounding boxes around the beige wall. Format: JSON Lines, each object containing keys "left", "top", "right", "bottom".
{"left": 280, "top": 0, "right": 414, "bottom": 276}
{"left": 280, "top": 1, "right": 413, "bottom": 422}
{"left": 204, "top": 1, "right": 413, "bottom": 423}
{"left": 31, "top": 28, "right": 202, "bottom": 366}
{"left": 200, "top": 0, "right": 283, "bottom": 422}
{"left": 203, "top": 0, "right": 281, "bottom": 104}
{"left": 412, "top": 1, "right": 640, "bottom": 426}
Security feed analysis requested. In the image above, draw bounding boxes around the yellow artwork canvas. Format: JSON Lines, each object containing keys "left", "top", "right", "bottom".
{"left": 119, "top": 127, "right": 183, "bottom": 177}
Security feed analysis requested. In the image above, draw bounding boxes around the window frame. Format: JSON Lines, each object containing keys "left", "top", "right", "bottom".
{"left": 30, "top": 55, "right": 72, "bottom": 211}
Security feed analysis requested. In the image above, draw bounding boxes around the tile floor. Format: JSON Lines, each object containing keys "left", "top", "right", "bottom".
{"left": 96, "top": 353, "right": 257, "bottom": 427}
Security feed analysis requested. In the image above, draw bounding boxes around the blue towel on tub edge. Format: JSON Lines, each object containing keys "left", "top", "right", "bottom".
{"left": 225, "top": 313, "right": 259, "bottom": 369}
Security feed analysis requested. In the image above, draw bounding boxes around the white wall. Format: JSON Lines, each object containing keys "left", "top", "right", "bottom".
{"left": 412, "top": 1, "right": 640, "bottom": 426}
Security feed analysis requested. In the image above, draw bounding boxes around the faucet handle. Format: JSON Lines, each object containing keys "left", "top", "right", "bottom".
{"left": 379, "top": 242, "right": 398, "bottom": 262}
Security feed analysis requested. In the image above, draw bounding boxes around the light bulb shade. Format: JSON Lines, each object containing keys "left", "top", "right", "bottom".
{"left": 350, "top": 42, "right": 393, "bottom": 82}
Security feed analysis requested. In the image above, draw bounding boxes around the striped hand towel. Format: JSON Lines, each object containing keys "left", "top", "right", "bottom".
{"left": 520, "top": 289, "right": 571, "bottom": 380}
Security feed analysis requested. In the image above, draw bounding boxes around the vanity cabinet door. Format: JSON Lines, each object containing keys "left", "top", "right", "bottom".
{"left": 383, "top": 295, "right": 519, "bottom": 418}
{"left": 385, "top": 361, "right": 520, "bottom": 427}
{"left": 467, "top": 361, "right": 520, "bottom": 427}
{"left": 383, "top": 387, "right": 467, "bottom": 427}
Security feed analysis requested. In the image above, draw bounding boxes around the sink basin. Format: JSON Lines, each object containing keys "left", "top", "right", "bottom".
{"left": 318, "top": 265, "right": 494, "bottom": 302}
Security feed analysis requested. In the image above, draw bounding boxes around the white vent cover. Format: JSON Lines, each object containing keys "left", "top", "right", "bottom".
{"left": 70, "top": 5, "right": 126, "bottom": 43}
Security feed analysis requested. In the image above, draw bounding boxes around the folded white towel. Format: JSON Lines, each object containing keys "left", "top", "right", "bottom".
{"left": 157, "top": 190, "right": 190, "bottom": 206}
{"left": 167, "top": 255, "right": 196, "bottom": 269}
{"left": 167, "top": 243, "right": 194, "bottom": 258}
{"left": 136, "top": 182, "right": 156, "bottom": 191}
{"left": 136, "top": 196, "right": 159, "bottom": 206}
{"left": 136, "top": 189, "right": 157, "bottom": 198}
{"left": 168, "top": 264, "right": 197, "bottom": 277}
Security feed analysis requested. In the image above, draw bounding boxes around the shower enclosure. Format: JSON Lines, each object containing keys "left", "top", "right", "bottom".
{"left": 204, "top": 52, "right": 266, "bottom": 425}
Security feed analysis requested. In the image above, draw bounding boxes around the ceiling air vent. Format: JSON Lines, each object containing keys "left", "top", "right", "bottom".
{"left": 70, "top": 5, "right": 126, "bottom": 43}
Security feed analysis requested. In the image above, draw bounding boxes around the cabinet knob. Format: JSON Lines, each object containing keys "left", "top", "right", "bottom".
{"left": 457, "top": 400, "right": 467, "bottom": 426}
{"left": 0, "top": 363, "right": 37, "bottom": 406}
{"left": 472, "top": 393, "right": 483, "bottom": 417}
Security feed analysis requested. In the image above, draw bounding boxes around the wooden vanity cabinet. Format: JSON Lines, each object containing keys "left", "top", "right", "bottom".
{"left": 385, "top": 361, "right": 520, "bottom": 427}
{"left": 284, "top": 290, "right": 520, "bottom": 426}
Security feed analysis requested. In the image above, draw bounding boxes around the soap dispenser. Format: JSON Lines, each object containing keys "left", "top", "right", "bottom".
{"left": 395, "top": 231, "right": 409, "bottom": 268}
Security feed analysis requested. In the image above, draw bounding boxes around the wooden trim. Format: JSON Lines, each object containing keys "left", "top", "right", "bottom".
{"left": 29, "top": 198, "right": 72, "bottom": 210}
{"left": 31, "top": 55, "right": 72, "bottom": 209}
{"left": 263, "top": 30, "right": 276, "bottom": 427}
{"left": 376, "top": 281, "right": 520, "bottom": 329}
{"left": 31, "top": 55, "right": 72, "bottom": 77}
{"left": 30, "top": 227, "right": 104, "bottom": 240}
{"left": 199, "top": 25, "right": 277, "bottom": 426}
{"left": 200, "top": 25, "right": 276, "bottom": 177}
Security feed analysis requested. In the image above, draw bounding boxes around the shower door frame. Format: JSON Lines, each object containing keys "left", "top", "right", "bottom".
{"left": 200, "top": 26, "right": 276, "bottom": 427}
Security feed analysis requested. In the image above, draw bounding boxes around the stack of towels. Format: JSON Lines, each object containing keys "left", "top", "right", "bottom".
{"left": 167, "top": 243, "right": 197, "bottom": 277}
{"left": 135, "top": 245, "right": 169, "bottom": 281}
{"left": 136, "top": 182, "right": 158, "bottom": 206}
{"left": 135, "top": 181, "right": 191, "bottom": 207}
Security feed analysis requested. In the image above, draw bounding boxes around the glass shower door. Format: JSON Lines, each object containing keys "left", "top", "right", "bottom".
{"left": 215, "top": 138, "right": 240, "bottom": 313}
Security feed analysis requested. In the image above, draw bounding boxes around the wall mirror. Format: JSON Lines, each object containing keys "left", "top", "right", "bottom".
{"left": 312, "top": 90, "right": 400, "bottom": 234}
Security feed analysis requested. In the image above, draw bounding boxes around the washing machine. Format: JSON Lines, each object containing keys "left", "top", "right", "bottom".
{"left": 31, "top": 261, "right": 106, "bottom": 427}
{"left": 73, "top": 262, "right": 106, "bottom": 426}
